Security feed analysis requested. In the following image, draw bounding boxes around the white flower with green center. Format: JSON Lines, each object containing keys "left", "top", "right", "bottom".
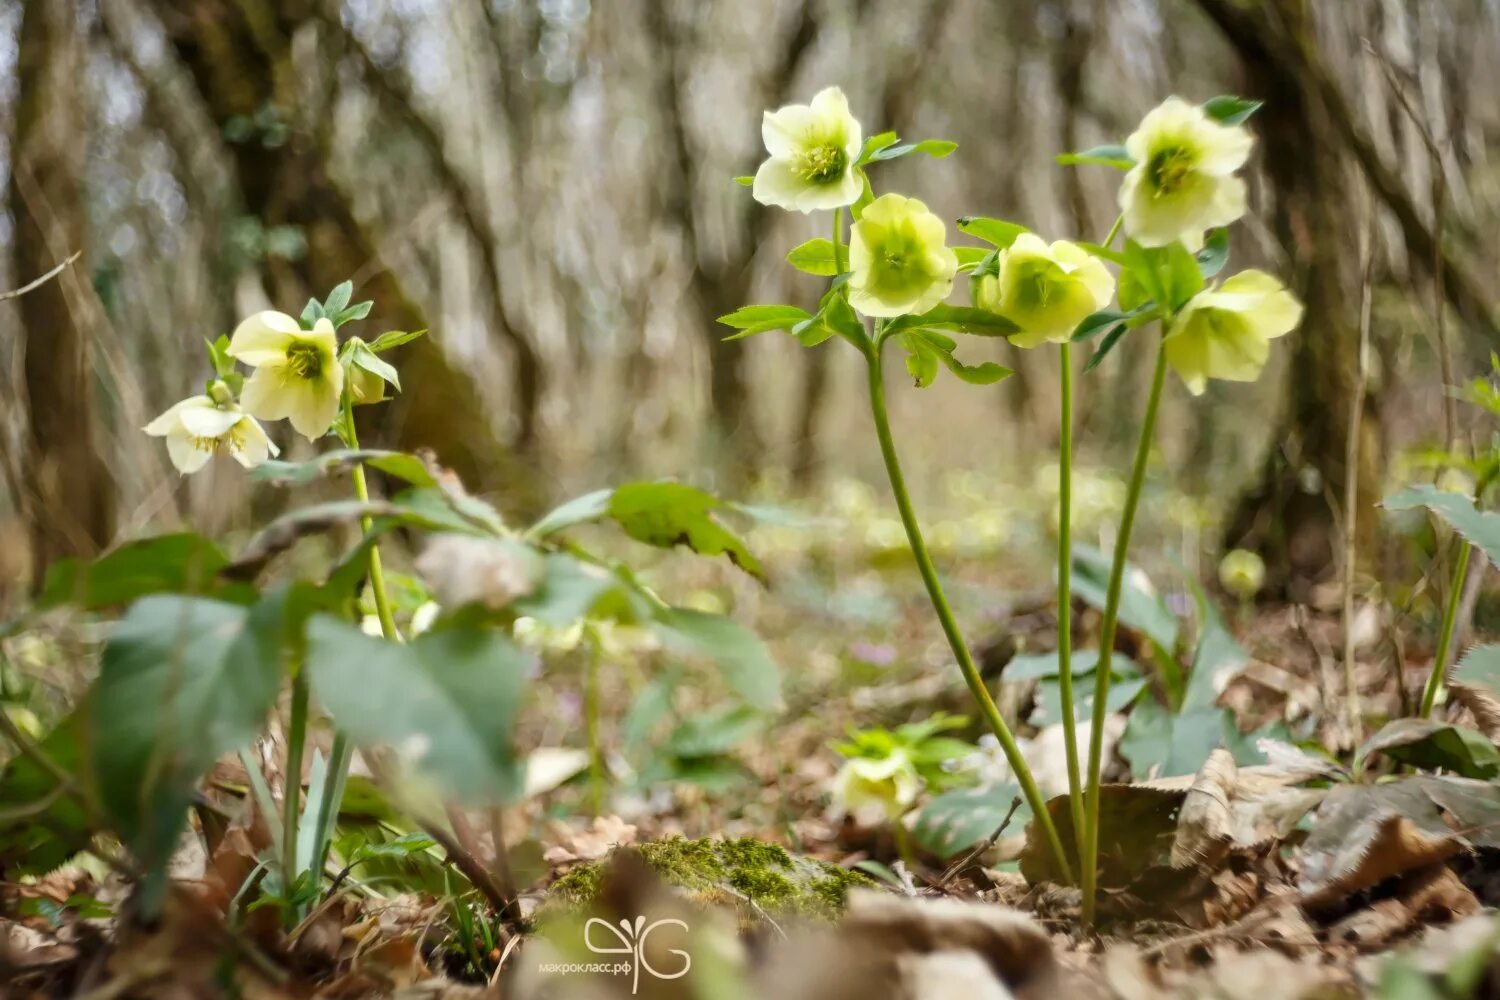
{"left": 1119, "top": 97, "right": 1254, "bottom": 251}
{"left": 830, "top": 749, "right": 922, "bottom": 818}
{"left": 753, "top": 86, "right": 863, "bottom": 213}
{"left": 847, "top": 193, "right": 957, "bottom": 317}
{"left": 144, "top": 393, "right": 277, "bottom": 475}
{"left": 1163, "top": 269, "right": 1302, "bottom": 395}
{"left": 227, "top": 311, "right": 344, "bottom": 440}
{"left": 1218, "top": 548, "right": 1266, "bottom": 599}
{"left": 974, "top": 234, "right": 1115, "bottom": 348}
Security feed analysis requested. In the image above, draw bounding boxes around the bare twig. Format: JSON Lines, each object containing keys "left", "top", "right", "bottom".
{"left": 934, "top": 797, "right": 1022, "bottom": 890}
{"left": 0, "top": 251, "right": 81, "bottom": 301}
{"left": 1342, "top": 176, "right": 1375, "bottom": 737}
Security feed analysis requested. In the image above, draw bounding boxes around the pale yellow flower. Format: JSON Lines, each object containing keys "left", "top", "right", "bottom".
{"left": 753, "top": 86, "right": 863, "bottom": 213}
{"left": 228, "top": 311, "right": 344, "bottom": 440}
{"left": 1218, "top": 548, "right": 1266, "bottom": 599}
{"left": 144, "top": 394, "right": 277, "bottom": 475}
{"left": 1163, "top": 270, "right": 1301, "bottom": 394}
{"left": 974, "top": 234, "right": 1115, "bottom": 348}
{"left": 848, "top": 193, "right": 957, "bottom": 317}
{"left": 1120, "top": 97, "right": 1253, "bottom": 250}
{"left": 830, "top": 750, "right": 921, "bottom": 818}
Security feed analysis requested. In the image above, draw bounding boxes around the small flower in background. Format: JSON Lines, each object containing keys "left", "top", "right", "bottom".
{"left": 144, "top": 391, "right": 278, "bottom": 474}
{"left": 752, "top": 86, "right": 863, "bottom": 213}
{"left": 512, "top": 616, "right": 586, "bottom": 653}
{"left": 973, "top": 234, "right": 1115, "bottom": 348}
{"left": 831, "top": 750, "right": 922, "bottom": 819}
{"left": 1218, "top": 548, "right": 1266, "bottom": 600}
{"left": 415, "top": 534, "right": 544, "bottom": 612}
{"left": 1438, "top": 467, "right": 1477, "bottom": 497}
{"left": 847, "top": 193, "right": 958, "bottom": 317}
{"left": 1163, "top": 269, "right": 1302, "bottom": 394}
{"left": 830, "top": 714, "right": 976, "bottom": 822}
{"left": 1119, "top": 96, "right": 1253, "bottom": 250}
{"left": 228, "top": 311, "right": 345, "bottom": 440}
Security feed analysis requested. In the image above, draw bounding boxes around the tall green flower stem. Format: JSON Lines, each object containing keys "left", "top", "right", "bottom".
{"left": 863, "top": 334, "right": 1073, "bottom": 882}
{"left": 1420, "top": 543, "right": 1472, "bottom": 718}
{"left": 1054, "top": 340, "right": 1084, "bottom": 849}
{"left": 584, "top": 629, "right": 606, "bottom": 815}
{"left": 1080, "top": 342, "right": 1169, "bottom": 925}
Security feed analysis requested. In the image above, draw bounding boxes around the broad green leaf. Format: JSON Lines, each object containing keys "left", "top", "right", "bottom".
{"left": 793, "top": 290, "right": 864, "bottom": 348}
{"left": 0, "top": 708, "right": 93, "bottom": 875}
{"left": 1123, "top": 240, "right": 1204, "bottom": 311}
{"left": 226, "top": 500, "right": 452, "bottom": 580}
{"left": 322, "top": 280, "right": 353, "bottom": 318}
{"left": 1002, "top": 649, "right": 1108, "bottom": 682}
{"left": 251, "top": 449, "right": 437, "bottom": 489}
{"left": 857, "top": 131, "right": 899, "bottom": 164}
{"left": 511, "top": 553, "right": 652, "bottom": 627}
{"left": 608, "top": 482, "right": 765, "bottom": 581}
{"left": 306, "top": 617, "right": 531, "bottom": 804}
{"left": 368, "top": 329, "right": 427, "bottom": 353}
{"left": 900, "top": 332, "right": 941, "bottom": 388}
{"left": 527, "top": 488, "right": 613, "bottom": 538}
{"left": 953, "top": 246, "right": 990, "bottom": 269}
{"left": 665, "top": 704, "right": 764, "bottom": 758}
{"left": 623, "top": 668, "right": 680, "bottom": 754}
{"left": 718, "top": 304, "right": 814, "bottom": 339}
{"left": 345, "top": 340, "right": 400, "bottom": 392}
{"left": 1202, "top": 95, "right": 1263, "bottom": 125}
{"left": 786, "top": 238, "right": 843, "bottom": 277}
{"left": 1196, "top": 228, "right": 1230, "bottom": 278}
{"left": 867, "top": 138, "right": 957, "bottom": 162}
{"left": 1182, "top": 583, "right": 1248, "bottom": 711}
{"left": 914, "top": 784, "right": 1026, "bottom": 859}
{"left": 1383, "top": 485, "right": 1500, "bottom": 564}
{"left": 1118, "top": 702, "right": 1273, "bottom": 779}
{"left": 1032, "top": 673, "right": 1145, "bottom": 727}
{"left": 1355, "top": 719, "right": 1500, "bottom": 779}
{"left": 639, "top": 604, "right": 783, "bottom": 735}
{"left": 39, "top": 534, "right": 231, "bottom": 610}
{"left": 1055, "top": 144, "right": 1133, "bottom": 169}
{"left": 1070, "top": 544, "right": 1180, "bottom": 651}
{"left": 300, "top": 297, "right": 323, "bottom": 327}
{"left": 94, "top": 595, "right": 287, "bottom": 886}
{"left": 1454, "top": 643, "right": 1500, "bottom": 694}
{"left": 884, "top": 304, "right": 1019, "bottom": 337}
{"left": 1071, "top": 309, "right": 1132, "bottom": 342}
{"left": 956, "top": 216, "right": 1029, "bottom": 250}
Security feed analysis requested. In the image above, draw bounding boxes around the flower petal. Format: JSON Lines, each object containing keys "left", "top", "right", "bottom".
{"left": 165, "top": 434, "right": 213, "bottom": 474}
{"left": 227, "top": 311, "right": 300, "bottom": 366}
{"left": 752, "top": 157, "right": 808, "bottom": 211}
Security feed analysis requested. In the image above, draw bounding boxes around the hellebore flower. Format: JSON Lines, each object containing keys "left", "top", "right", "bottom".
{"left": 973, "top": 234, "right": 1115, "bottom": 348}
{"left": 228, "top": 311, "right": 344, "bottom": 440}
{"left": 753, "top": 86, "right": 864, "bottom": 213}
{"left": 847, "top": 193, "right": 958, "bottom": 317}
{"left": 144, "top": 393, "right": 277, "bottom": 475}
{"left": 830, "top": 749, "right": 922, "bottom": 818}
{"left": 1218, "top": 548, "right": 1266, "bottom": 599}
{"left": 1120, "top": 96, "right": 1254, "bottom": 250}
{"left": 1163, "top": 269, "right": 1301, "bottom": 395}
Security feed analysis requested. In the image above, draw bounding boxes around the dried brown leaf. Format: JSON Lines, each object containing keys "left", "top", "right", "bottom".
{"left": 1171, "top": 749, "right": 1236, "bottom": 868}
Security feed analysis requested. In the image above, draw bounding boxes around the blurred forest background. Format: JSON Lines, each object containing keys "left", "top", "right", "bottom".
{"left": 2, "top": 0, "right": 1498, "bottom": 606}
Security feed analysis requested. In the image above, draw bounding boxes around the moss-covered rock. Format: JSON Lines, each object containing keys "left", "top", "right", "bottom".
{"left": 547, "top": 836, "right": 869, "bottom": 923}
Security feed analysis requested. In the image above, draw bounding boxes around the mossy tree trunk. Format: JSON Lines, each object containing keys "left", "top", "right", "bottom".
{"left": 11, "top": 0, "right": 116, "bottom": 583}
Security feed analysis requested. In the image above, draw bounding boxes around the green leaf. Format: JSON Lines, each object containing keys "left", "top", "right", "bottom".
{"left": 786, "top": 238, "right": 843, "bottom": 277}
{"left": 1071, "top": 544, "right": 1180, "bottom": 652}
{"left": 1355, "top": 719, "right": 1500, "bottom": 779}
{"left": 206, "top": 334, "right": 237, "bottom": 378}
{"left": 1123, "top": 239, "right": 1204, "bottom": 311}
{"left": 39, "top": 534, "right": 232, "bottom": 610}
{"left": 665, "top": 704, "right": 764, "bottom": 758}
{"left": 527, "top": 488, "right": 613, "bottom": 538}
{"left": 1078, "top": 241, "right": 1129, "bottom": 267}
{"left": 867, "top": 138, "right": 957, "bottom": 162}
{"left": 511, "top": 553, "right": 652, "bottom": 627}
{"left": 851, "top": 169, "right": 875, "bottom": 219}
{"left": 94, "top": 595, "right": 287, "bottom": 886}
{"left": 733, "top": 175, "right": 754, "bottom": 187}
{"left": 344, "top": 340, "right": 401, "bottom": 392}
{"left": 793, "top": 289, "right": 864, "bottom": 348}
{"left": 1082, "top": 325, "right": 1128, "bottom": 372}
{"left": 322, "top": 281, "right": 353, "bottom": 318}
{"left": 1119, "top": 701, "right": 1228, "bottom": 778}
{"left": 334, "top": 301, "right": 373, "bottom": 326}
{"left": 718, "top": 304, "right": 815, "bottom": 340}
{"left": 1383, "top": 485, "right": 1500, "bottom": 564}
{"left": 368, "top": 329, "right": 427, "bottom": 353}
{"left": 900, "top": 332, "right": 940, "bottom": 388}
{"left": 857, "top": 131, "right": 899, "bottom": 164}
{"left": 1454, "top": 643, "right": 1500, "bottom": 695}
{"left": 1202, "top": 95, "right": 1262, "bottom": 126}
{"left": 1196, "top": 227, "right": 1230, "bottom": 278}
{"left": 1182, "top": 583, "right": 1248, "bottom": 711}
{"left": 0, "top": 709, "right": 94, "bottom": 875}
{"left": 300, "top": 298, "right": 323, "bottom": 327}
{"left": 306, "top": 617, "right": 531, "bottom": 804}
{"left": 885, "top": 304, "right": 1019, "bottom": 337}
{"left": 956, "top": 216, "right": 1029, "bottom": 250}
{"left": 900, "top": 329, "right": 1010, "bottom": 386}
{"left": 1032, "top": 673, "right": 1145, "bottom": 727}
{"left": 914, "top": 784, "right": 1026, "bottom": 859}
{"left": 608, "top": 481, "right": 765, "bottom": 581}
{"left": 1055, "top": 144, "right": 1133, "bottom": 169}
{"left": 1071, "top": 309, "right": 1133, "bottom": 342}
{"left": 953, "top": 246, "right": 990, "bottom": 270}
{"left": 250, "top": 449, "right": 436, "bottom": 489}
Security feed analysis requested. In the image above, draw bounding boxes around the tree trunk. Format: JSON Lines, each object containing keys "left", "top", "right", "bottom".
{"left": 152, "top": 0, "right": 520, "bottom": 496}
{"left": 11, "top": 0, "right": 116, "bottom": 583}
{"left": 1197, "top": 0, "right": 1383, "bottom": 596}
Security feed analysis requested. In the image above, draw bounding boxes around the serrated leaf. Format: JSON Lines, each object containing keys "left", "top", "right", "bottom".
{"left": 1202, "top": 95, "right": 1262, "bottom": 126}
{"left": 1055, "top": 143, "right": 1133, "bottom": 169}
{"left": 786, "top": 238, "right": 843, "bottom": 277}
{"left": 608, "top": 482, "right": 765, "bottom": 581}
{"left": 956, "top": 216, "right": 1029, "bottom": 250}
{"left": 718, "top": 304, "right": 815, "bottom": 339}
{"left": 1383, "top": 485, "right": 1500, "bottom": 564}
{"left": 368, "top": 329, "right": 427, "bottom": 352}
{"left": 306, "top": 617, "right": 531, "bottom": 804}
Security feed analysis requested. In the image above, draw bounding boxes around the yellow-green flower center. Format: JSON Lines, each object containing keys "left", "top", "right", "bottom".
{"left": 191, "top": 422, "right": 245, "bottom": 455}
{"left": 286, "top": 341, "right": 325, "bottom": 380}
{"left": 797, "top": 143, "right": 847, "bottom": 184}
{"left": 1147, "top": 145, "right": 1195, "bottom": 196}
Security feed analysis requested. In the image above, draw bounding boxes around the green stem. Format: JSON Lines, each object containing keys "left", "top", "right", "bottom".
{"left": 1081, "top": 343, "right": 1168, "bottom": 925}
{"left": 1421, "top": 542, "right": 1472, "bottom": 718}
{"left": 864, "top": 342, "right": 1073, "bottom": 883}
{"left": 584, "top": 630, "right": 605, "bottom": 815}
{"left": 1056, "top": 341, "right": 1084, "bottom": 851}
{"left": 833, "top": 207, "right": 845, "bottom": 274}
{"left": 283, "top": 668, "right": 309, "bottom": 902}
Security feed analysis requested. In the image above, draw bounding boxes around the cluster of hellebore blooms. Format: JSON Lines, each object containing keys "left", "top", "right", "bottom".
{"left": 144, "top": 285, "right": 410, "bottom": 473}
{"left": 726, "top": 86, "right": 1301, "bottom": 921}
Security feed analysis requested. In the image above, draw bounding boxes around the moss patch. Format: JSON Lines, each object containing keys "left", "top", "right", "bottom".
{"left": 547, "top": 836, "right": 868, "bottom": 923}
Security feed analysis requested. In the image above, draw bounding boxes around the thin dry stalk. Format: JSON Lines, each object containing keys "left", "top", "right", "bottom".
{"left": 1342, "top": 176, "right": 1375, "bottom": 737}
